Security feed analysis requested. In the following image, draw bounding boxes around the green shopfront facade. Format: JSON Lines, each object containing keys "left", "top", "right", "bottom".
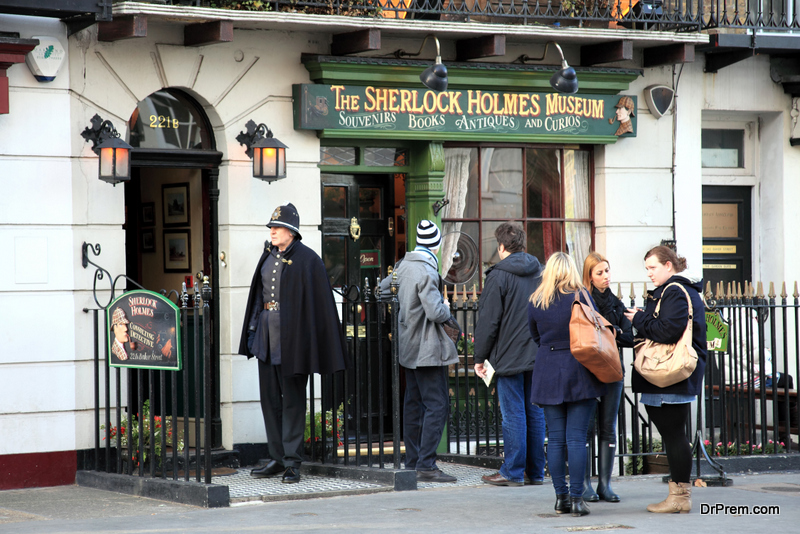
{"left": 296, "top": 56, "right": 641, "bottom": 291}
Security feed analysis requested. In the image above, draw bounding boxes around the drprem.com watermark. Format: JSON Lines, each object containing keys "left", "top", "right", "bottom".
{"left": 700, "top": 503, "right": 781, "bottom": 515}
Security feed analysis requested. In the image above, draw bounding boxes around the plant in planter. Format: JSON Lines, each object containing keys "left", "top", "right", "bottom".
{"left": 701, "top": 439, "right": 786, "bottom": 457}
{"left": 624, "top": 438, "right": 663, "bottom": 475}
{"left": 304, "top": 403, "right": 344, "bottom": 449}
{"left": 457, "top": 332, "right": 475, "bottom": 355}
{"left": 101, "top": 400, "right": 185, "bottom": 469}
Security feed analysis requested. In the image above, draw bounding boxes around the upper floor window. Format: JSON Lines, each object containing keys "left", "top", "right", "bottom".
{"left": 702, "top": 128, "right": 745, "bottom": 168}
{"left": 441, "top": 145, "right": 593, "bottom": 290}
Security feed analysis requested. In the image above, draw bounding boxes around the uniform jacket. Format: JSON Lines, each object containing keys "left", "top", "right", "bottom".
{"left": 474, "top": 252, "right": 542, "bottom": 376}
{"left": 237, "top": 240, "right": 349, "bottom": 377}
{"left": 528, "top": 291, "right": 607, "bottom": 405}
{"left": 631, "top": 275, "right": 707, "bottom": 395}
{"left": 379, "top": 250, "right": 458, "bottom": 369}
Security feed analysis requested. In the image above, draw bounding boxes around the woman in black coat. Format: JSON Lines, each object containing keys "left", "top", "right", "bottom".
{"left": 581, "top": 252, "right": 634, "bottom": 503}
{"left": 624, "top": 245, "right": 707, "bottom": 514}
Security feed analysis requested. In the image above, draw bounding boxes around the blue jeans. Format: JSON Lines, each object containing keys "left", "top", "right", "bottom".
{"left": 497, "top": 371, "right": 546, "bottom": 483}
{"left": 542, "top": 399, "right": 597, "bottom": 498}
{"left": 403, "top": 366, "right": 449, "bottom": 471}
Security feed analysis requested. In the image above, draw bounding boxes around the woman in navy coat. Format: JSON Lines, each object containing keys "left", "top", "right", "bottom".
{"left": 528, "top": 252, "right": 606, "bottom": 517}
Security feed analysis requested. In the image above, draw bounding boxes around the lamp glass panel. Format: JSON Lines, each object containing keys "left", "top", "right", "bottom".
{"left": 100, "top": 147, "right": 114, "bottom": 177}
{"left": 278, "top": 148, "right": 286, "bottom": 177}
{"left": 262, "top": 147, "right": 277, "bottom": 177}
{"left": 253, "top": 147, "right": 262, "bottom": 176}
{"left": 114, "top": 148, "right": 130, "bottom": 178}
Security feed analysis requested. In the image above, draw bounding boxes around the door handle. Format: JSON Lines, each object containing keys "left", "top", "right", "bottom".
{"left": 349, "top": 217, "right": 361, "bottom": 241}
{"left": 388, "top": 217, "right": 394, "bottom": 237}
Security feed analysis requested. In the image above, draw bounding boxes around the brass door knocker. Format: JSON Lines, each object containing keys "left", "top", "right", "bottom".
{"left": 349, "top": 217, "right": 361, "bottom": 241}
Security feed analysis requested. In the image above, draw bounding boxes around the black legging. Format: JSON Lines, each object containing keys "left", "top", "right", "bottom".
{"left": 645, "top": 403, "right": 693, "bottom": 483}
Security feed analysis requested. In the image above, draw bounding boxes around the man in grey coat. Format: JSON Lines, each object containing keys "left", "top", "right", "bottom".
{"left": 381, "top": 220, "right": 458, "bottom": 483}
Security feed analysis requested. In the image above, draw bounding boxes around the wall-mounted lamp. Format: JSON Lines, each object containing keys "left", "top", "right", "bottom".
{"left": 395, "top": 34, "right": 448, "bottom": 92}
{"left": 517, "top": 42, "right": 578, "bottom": 94}
{"left": 81, "top": 114, "right": 132, "bottom": 185}
{"left": 236, "top": 119, "right": 288, "bottom": 183}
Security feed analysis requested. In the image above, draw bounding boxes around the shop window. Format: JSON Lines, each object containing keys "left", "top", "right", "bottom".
{"left": 702, "top": 129, "right": 745, "bottom": 168}
{"left": 441, "top": 146, "right": 592, "bottom": 290}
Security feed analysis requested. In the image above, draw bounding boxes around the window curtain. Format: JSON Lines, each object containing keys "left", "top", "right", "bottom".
{"left": 564, "top": 151, "right": 591, "bottom": 261}
{"left": 441, "top": 148, "right": 472, "bottom": 275}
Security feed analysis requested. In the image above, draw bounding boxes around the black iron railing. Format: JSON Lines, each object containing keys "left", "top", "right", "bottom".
{"left": 83, "top": 242, "right": 214, "bottom": 484}
{"left": 171, "top": 0, "right": 800, "bottom": 32}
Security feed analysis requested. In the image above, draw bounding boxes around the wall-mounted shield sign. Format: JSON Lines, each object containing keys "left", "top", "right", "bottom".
{"left": 107, "top": 290, "right": 182, "bottom": 371}
{"left": 25, "top": 36, "right": 65, "bottom": 82}
{"left": 643, "top": 84, "right": 675, "bottom": 119}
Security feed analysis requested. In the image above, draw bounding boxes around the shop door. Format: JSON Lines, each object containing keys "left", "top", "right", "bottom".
{"left": 702, "top": 186, "right": 752, "bottom": 292}
{"left": 321, "top": 174, "right": 394, "bottom": 290}
{"left": 321, "top": 173, "right": 396, "bottom": 442}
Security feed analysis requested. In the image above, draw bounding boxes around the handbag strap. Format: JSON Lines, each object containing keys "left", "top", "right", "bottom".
{"left": 574, "top": 288, "right": 602, "bottom": 329}
{"left": 653, "top": 282, "right": 695, "bottom": 343}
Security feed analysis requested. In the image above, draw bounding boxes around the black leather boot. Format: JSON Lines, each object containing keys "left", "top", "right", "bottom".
{"left": 582, "top": 445, "right": 599, "bottom": 502}
{"left": 596, "top": 441, "right": 620, "bottom": 502}
{"left": 571, "top": 496, "right": 590, "bottom": 517}
{"left": 555, "top": 494, "right": 571, "bottom": 514}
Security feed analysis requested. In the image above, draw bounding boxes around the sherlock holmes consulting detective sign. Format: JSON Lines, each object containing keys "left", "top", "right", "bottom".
{"left": 107, "top": 290, "right": 182, "bottom": 371}
{"left": 293, "top": 84, "right": 637, "bottom": 139}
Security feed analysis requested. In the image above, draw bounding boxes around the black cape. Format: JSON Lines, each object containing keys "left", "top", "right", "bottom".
{"left": 237, "top": 240, "right": 349, "bottom": 377}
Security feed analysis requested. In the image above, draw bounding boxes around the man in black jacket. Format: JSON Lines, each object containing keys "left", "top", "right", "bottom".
{"left": 474, "top": 223, "right": 545, "bottom": 486}
{"left": 238, "top": 203, "right": 348, "bottom": 484}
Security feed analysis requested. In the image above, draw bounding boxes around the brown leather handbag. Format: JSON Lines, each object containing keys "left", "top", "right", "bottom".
{"left": 569, "top": 288, "right": 623, "bottom": 383}
{"left": 633, "top": 283, "right": 699, "bottom": 388}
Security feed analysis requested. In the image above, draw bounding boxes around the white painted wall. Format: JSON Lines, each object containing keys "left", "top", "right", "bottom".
{"left": 2, "top": 13, "right": 798, "bottom": 459}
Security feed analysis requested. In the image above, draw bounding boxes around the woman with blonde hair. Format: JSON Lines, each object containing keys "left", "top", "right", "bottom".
{"left": 580, "top": 252, "right": 634, "bottom": 503}
{"left": 528, "top": 252, "right": 606, "bottom": 517}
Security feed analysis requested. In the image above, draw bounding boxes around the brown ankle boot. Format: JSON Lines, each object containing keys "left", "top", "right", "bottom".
{"left": 646, "top": 481, "right": 692, "bottom": 514}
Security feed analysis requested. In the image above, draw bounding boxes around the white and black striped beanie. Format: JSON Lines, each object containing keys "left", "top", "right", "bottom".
{"left": 416, "top": 219, "right": 442, "bottom": 249}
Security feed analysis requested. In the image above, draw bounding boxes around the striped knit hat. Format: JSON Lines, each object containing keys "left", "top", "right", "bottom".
{"left": 416, "top": 220, "right": 442, "bottom": 249}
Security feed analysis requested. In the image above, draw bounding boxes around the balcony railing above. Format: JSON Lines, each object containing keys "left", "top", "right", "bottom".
{"left": 166, "top": 0, "right": 800, "bottom": 33}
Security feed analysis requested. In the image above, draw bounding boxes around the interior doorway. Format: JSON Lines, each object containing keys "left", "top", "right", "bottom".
{"left": 122, "top": 87, "right": 223, "bottom": 448}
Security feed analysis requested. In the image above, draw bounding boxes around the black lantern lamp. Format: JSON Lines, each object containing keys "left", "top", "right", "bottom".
{"left": 81, "top": 114, "right": 132, "bottom": 185}
{"left": 395, "top": 34, "right": 448, "bottom": 92}
{"left": 517, "top": 42, "right": 579, "bottom": 94}
{"left": 236, "top": 120, "right": 288, "bottom": 183}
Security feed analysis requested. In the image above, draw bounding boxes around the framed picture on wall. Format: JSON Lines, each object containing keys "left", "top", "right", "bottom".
{"left": 141, "top": 202, "right": 156, "bottom": 227}
{"left": 163, "top": 230, "right": 191, "bottom": 273}
{"left": 162, "top": 183, "right": 190, "bottom": 227}
{"left": 141, "top": 229, "right": 156, "bottom": 253}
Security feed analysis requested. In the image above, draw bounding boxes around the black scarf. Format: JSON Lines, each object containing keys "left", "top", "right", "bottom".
{"left": 591, "top": 286, "right": 616, "bottom": 324}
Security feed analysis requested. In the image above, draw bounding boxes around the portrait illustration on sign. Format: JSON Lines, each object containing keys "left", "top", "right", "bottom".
{"left": 610, "top": 96, "right": 635, "bottom": 136}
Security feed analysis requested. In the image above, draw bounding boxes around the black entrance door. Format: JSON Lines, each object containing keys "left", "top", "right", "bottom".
{"left": 321, "top": 174, "right": 396, "bottom": 444}
{"left": 702, "top": 186, "right": 752, "bottom": 292}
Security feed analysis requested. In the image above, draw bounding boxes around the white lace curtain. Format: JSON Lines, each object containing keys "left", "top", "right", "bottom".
{"left": 441, "top": 148, "right": 472, "bottom": 276}
{"left": 564, "top": 150, "right": 591, "bottom": 262}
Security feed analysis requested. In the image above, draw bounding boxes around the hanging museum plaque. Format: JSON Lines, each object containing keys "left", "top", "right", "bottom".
{"left": 107, "top": 290, "right": 182, "bottom": 370}
{"left": 293, "top": 84, "right": 637, "bottom": 141}
{"left": 706, "top": 311, "right": 729, "bottom": 352}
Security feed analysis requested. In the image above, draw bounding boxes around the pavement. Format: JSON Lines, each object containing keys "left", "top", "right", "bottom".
{"left": 1, "top": 464, "right": 799, "bottom": 533}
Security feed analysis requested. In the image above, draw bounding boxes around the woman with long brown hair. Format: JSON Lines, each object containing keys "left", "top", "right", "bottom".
{"left": 581, "top": 252, "right": 634, "bottom": 503}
